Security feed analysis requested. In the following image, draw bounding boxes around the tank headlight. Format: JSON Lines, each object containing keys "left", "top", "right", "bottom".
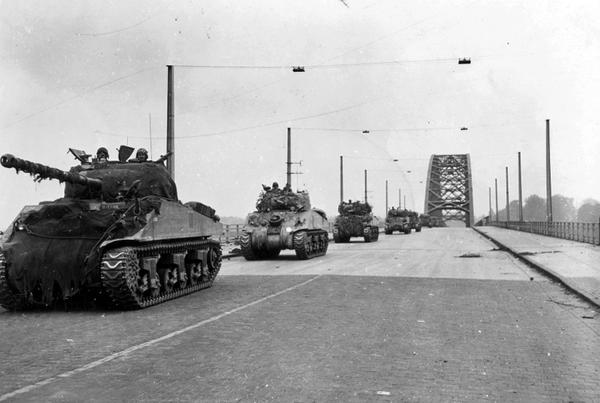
{"left": 285, "top": 227, "right": 292, "bottom": 233}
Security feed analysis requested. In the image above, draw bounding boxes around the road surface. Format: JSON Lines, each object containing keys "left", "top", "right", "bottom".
{"left": 1, "top": 228, "right": 598, "bottom": 402}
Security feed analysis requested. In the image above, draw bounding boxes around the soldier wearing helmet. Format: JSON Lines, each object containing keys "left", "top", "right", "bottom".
{"left": 136, "top": 148, "right": 148, "bottom": 162}
{"left": 96, "top": 147, "right": 109, "bottom": 162}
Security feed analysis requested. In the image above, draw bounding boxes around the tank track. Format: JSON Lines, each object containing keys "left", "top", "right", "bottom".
{"left": 240, "top": 232, "right": 283, "bottom": 260}
{"left": 363, "top": 226, "right": 379, "bottom": 243}
{"left": 240, "top": 232, "right": 259, "bottom": 260}
{"left": 0, "top": 252, "right": 26, "bottom": 311}
{"left": 293, "top": 230, "right": 329, "bottom": 260}
{"left": 100, "top": 239, "right": 221, "bottom": 309}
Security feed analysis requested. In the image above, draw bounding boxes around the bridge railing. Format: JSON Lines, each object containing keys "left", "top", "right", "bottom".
{"left": 487, "top": 220, "right": 600, "bottom": 246}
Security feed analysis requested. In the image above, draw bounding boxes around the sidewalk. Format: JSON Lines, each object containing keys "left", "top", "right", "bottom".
{"left": 475, "top": 226, "right": 600, "bottom": 308}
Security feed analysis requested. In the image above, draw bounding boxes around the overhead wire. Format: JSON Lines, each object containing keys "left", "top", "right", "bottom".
{"left": 2, "top": 67, "right": 159, "bottom": 130}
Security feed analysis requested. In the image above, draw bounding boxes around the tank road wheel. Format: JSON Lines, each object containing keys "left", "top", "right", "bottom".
{"left": 240, "top": 232, "right": 260, "bottom": 261}
{"left": 0, "top": 252, "right": 26, "bottom": 311}
{"left": 385, "top": 228, "right": 392, "bottom": 235}
{"left": 100, "top": 239, "right": 222, "bottom": 309}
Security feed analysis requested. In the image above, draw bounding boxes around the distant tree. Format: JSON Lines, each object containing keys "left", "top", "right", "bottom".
{"left": 523, "top": 194, "right": 546, "bottom": 221}
{"left": 551, "top": 194, "right": 576, "bottom": 221}
{"left": 576, "top": 199, "right": 600, "bottom": 222}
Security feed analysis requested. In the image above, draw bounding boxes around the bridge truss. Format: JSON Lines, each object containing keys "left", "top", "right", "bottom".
{"left": 424, "top": 154, "right": 474, "bottom": 227}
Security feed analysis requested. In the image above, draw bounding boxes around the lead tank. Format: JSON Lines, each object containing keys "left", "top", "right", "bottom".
{"left": 333, "top": 200, "right": 379, "bottom": 242}
{"left": 241, "top": 185, "right": 329, "bottom": 260}
{"left": 0, "top": 149, "right": 222, "bottom": 310}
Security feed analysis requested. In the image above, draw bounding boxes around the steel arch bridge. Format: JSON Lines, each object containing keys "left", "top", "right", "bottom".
{"left": 424, "top": 154, "right": 474, "bottom": 227}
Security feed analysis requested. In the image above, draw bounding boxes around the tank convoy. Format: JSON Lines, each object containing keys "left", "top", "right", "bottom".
{"left": 241, "top": 183, "right": 329, "bottom": 260}
{"left": 0, "top": 147, "right": 222, "bottom": 310}
{"left": 333, "top": 200, "right": 379, "bottom": 243}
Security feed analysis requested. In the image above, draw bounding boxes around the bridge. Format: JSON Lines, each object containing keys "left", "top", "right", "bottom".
{"left": 1, "top": 227, "right": 598, "bottom": 402}
{"left": 424, "top": 154, "right": 474, "bottom": 227}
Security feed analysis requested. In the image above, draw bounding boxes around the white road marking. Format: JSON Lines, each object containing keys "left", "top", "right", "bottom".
{"left": 0, "top": 275, "right": 321, "bottom": 402}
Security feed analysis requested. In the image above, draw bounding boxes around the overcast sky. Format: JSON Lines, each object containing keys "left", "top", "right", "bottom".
{"left": 2, "top": 0, "right": 599, "bottom": 226}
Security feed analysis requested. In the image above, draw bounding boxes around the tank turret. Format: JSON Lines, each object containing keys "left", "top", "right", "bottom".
{"left": 1, "top": 154, "right": 102, "bottom": 190}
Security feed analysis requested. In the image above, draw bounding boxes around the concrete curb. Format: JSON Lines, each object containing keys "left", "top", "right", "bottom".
{"left": 472, "top": 226, "right": 600, "bottom": 309}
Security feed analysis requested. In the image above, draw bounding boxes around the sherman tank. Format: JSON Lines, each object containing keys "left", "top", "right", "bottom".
{"left": 333, "top": 200, "right": 379, "bottom": 243}
{"left": 0, "top": 148, "right": 222, "bottom": 310}
{"left": 240, "top": 184, "right": 329, "bottom": 260}
{"left": 384, "top": 207, "right": 411, "bottom": 235}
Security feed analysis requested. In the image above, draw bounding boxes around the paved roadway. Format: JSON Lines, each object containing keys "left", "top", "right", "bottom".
{"left": 1, "top": 228, "right": 599, "bottom": 402}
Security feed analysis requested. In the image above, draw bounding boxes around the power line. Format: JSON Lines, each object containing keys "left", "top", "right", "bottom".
{"left": 3, "top": 67, "right": 159, "bottom": 130}
{"left": 172, "top": 57, "right": 457, "bottom": 70}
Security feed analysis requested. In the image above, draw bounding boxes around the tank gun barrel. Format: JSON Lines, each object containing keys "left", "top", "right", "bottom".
{"left": 0, "top": 154, "right": 102, "bottom": 189}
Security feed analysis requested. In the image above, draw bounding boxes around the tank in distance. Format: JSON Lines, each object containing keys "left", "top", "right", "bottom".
{"left": 333, "top": 200, "right": 379, "bottom": 243}
{"left": 241, "top": 182, "right": 329, "bottom": 260}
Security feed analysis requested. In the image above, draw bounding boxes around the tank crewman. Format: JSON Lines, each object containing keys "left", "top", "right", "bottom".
{"left": 96, "top": 147, "right": 109, "bottom": 162}
{"left": 271, "top": 182, "right": 280, "bottom": 192}
{"left": 283, "top": 183, "right": 292, "bottom": 192}
{"left": 135, "top": 148, "right": 148, "bottom": 162}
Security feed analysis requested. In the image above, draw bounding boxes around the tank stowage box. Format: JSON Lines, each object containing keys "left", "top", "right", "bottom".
{"left": 0, "top": 151, "right": 223, "bottom": 310}
{"left": 241, "top": 186, "right": 329, "bottom": 260}
{"left": 333, "top": 201, "right": 379, "bottom": 243}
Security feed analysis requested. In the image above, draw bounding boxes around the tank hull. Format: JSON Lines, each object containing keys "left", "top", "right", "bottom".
{"left": 241, "top": 210, "right": 329, "bottom": 260}
{"left": 333, "top": 215, "right": 379, "bottom": 243}
{"left": 0, "top": 198, "right": 222, "bottom": 310}
{"left": 384, "top": 217, "right": 411, "bottom": 234}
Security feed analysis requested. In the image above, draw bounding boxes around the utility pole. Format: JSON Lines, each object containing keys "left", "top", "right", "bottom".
{"left": 404, "top": 195, "right": 407, "bottom": 210}
{"left": 495, "top": 178, "right": 499, "bottom": 223}
{"left": 518, "top": 152, "right": 523, "bottom": 222}
{"left": 364, "top": 169, "right": 368, "bottom": 204}
{"left": 546, "top": 119, "right": 553, "bottom": 222}
{"left": 505, "top": 166, "right": 510, "bottom": 221}
{"left": 166, "top": 65, "right": 175, "bottom": 178}
{"left": 385, "top": 180, "right": 388, "bottom": 214}
{"left": 340, "top": 155, "right": 344, "bottom": 203}
{"left": 286, "top": 127, "right": 292, "bottom": 188}
{"left": 488, "top": 187, "right": 492, "bottom": 221}
{"left": 399, "top": 188, "right": 402, "bottom": 209}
